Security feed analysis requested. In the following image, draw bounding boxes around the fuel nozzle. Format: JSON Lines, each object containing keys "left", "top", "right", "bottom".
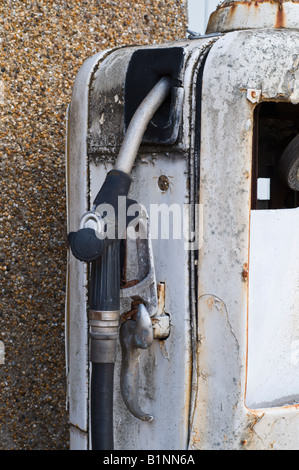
{"left": 68, "top": 169, "right": 132, "bottom": 262}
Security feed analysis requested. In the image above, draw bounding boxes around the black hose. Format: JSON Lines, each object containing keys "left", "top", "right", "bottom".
{"left": 91, "top": 363, "right": 115, "bottom": 450}
{"left": 90, "top": 242, "right": 121, "bottom": 312}
{"left": 89, "top": 241, "right": 121, "bottom": 450}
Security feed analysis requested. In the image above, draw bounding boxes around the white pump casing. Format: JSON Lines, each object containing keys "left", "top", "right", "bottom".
{"left": 66, "top": 1, "right": 299, "bottom": 450}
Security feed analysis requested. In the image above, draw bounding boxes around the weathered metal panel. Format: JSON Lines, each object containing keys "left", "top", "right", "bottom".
{"left": 66, "top": 49, "right": 118, "bottom": 436}
{"left": 207, "top": 0, "right": 299, "bottom": 33}
{"left": 189, "top": 28, "right": 299, "bottom": 450}
{"left": 89, "top": 154, "right": 192, "bottom": 450}
{"left": 66, "top": 36, "right": 218, "bottom": 450}
{"left": 69, "top": 425, "right": 88, "bottom": 451}
{"left": 86, "top": 38, "right": 216, "bottom": 450}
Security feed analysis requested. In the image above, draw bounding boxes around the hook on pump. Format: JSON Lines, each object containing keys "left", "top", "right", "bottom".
{"left": 120, "top": 303, "right": 154, "bottom": 422}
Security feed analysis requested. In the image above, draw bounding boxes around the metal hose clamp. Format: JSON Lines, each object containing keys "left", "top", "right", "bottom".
{"left": 89, "top": 310, "right": 120, "bottom": 363}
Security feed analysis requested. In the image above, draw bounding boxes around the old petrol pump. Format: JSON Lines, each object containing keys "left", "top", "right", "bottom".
{"left": 66, "top": 0, "right": 299, "bottom": 450}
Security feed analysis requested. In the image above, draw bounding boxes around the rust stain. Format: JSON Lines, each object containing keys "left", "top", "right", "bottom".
{"left": 275, "top": 2, "right": 285, "bottom": 28}
{"left": 228, "top": 2, "right": 237, "bottom": 19}
{"left": 247, "top": 412, "right": 265, "bottom": 431}
{"left": 206, "top": 297, "right": 214, "bottom": 309}
{"left": 242, "top": 263, "right": 249, "bottom": 282}
{"left": 217, "top": 0, "right": 299, "bottom": 10}
{"left": 120, "top": 298, "right": 144, "bottom": 323}
{"left": 190, "top": 427, "right": 201, "bottom": 450}
{"left": 206, "top": 9, "right": 218, "bottom": 27}
{"left": 157, "top": 282, "right": 165, "bottom": 315}
{"left": 217, "top": 0, "right": 255, "bottom": 9}
{"left": 121, "top": 279, "right": 139, "bottom": 288}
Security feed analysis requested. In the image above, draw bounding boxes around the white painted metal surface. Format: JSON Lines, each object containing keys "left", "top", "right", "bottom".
{"left": 66, "top": 48, "right": 118, "bottom": 450}
{"left": 89, "top": 156, "right": 192, "bottom": 450}
{"left": 207, "top": 0, "right": 299, "bottom": 33}
{"left": 247, "top": 209, "right": 299, "bottom": 410}
{"left": 189, "top": 28, "right": 299, "bottom": 450}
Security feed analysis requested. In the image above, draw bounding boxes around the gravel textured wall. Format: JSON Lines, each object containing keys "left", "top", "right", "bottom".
{"left": 0, "top": 0, "right": 187, "bottom": 450}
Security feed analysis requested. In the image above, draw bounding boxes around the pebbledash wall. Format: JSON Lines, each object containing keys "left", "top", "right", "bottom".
{"left": 0, "top": 0, "right": 188, "bottom": 450}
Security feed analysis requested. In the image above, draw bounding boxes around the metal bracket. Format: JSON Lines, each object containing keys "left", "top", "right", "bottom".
{"left": 120, "top": 304, "right": 154, "bottom": 422}
{"left": 119, "top": 210, "right": 170, "bottom": 421}
{"left": 120, "top": 208, "right": 158, "bottom": 318}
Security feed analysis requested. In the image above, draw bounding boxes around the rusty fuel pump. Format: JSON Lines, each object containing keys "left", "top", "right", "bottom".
{"left": 66, "top": 0, "right": 299, "bottom": 451}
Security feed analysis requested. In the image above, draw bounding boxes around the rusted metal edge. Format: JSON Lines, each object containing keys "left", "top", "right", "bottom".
{"left": 207, "top": 0, "right": 299, "bottom": 33}
{"left": 216, "top": 0, "right": 299, "bottom": 9}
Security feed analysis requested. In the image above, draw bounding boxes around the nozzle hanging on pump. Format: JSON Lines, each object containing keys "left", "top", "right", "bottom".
{"left": 68, "top": 77, "right": 171, "bottom": 264}
{"left": 68, "top": 76, "right": 171, "bottom": 450}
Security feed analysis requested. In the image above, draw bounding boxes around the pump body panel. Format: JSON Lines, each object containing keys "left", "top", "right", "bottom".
{"left": 66, "top": 20, "right": 299, "bottom": 449}
{"left": 66, "top": 37, "right": 218, "bottom": 450}
{"left": 189, "top": 28, "right": 299, "bottom": 450}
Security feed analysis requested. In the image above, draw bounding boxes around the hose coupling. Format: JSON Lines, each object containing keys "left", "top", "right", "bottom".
{"left": 89, "top": 310, "right": 120, "bottom": 363}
